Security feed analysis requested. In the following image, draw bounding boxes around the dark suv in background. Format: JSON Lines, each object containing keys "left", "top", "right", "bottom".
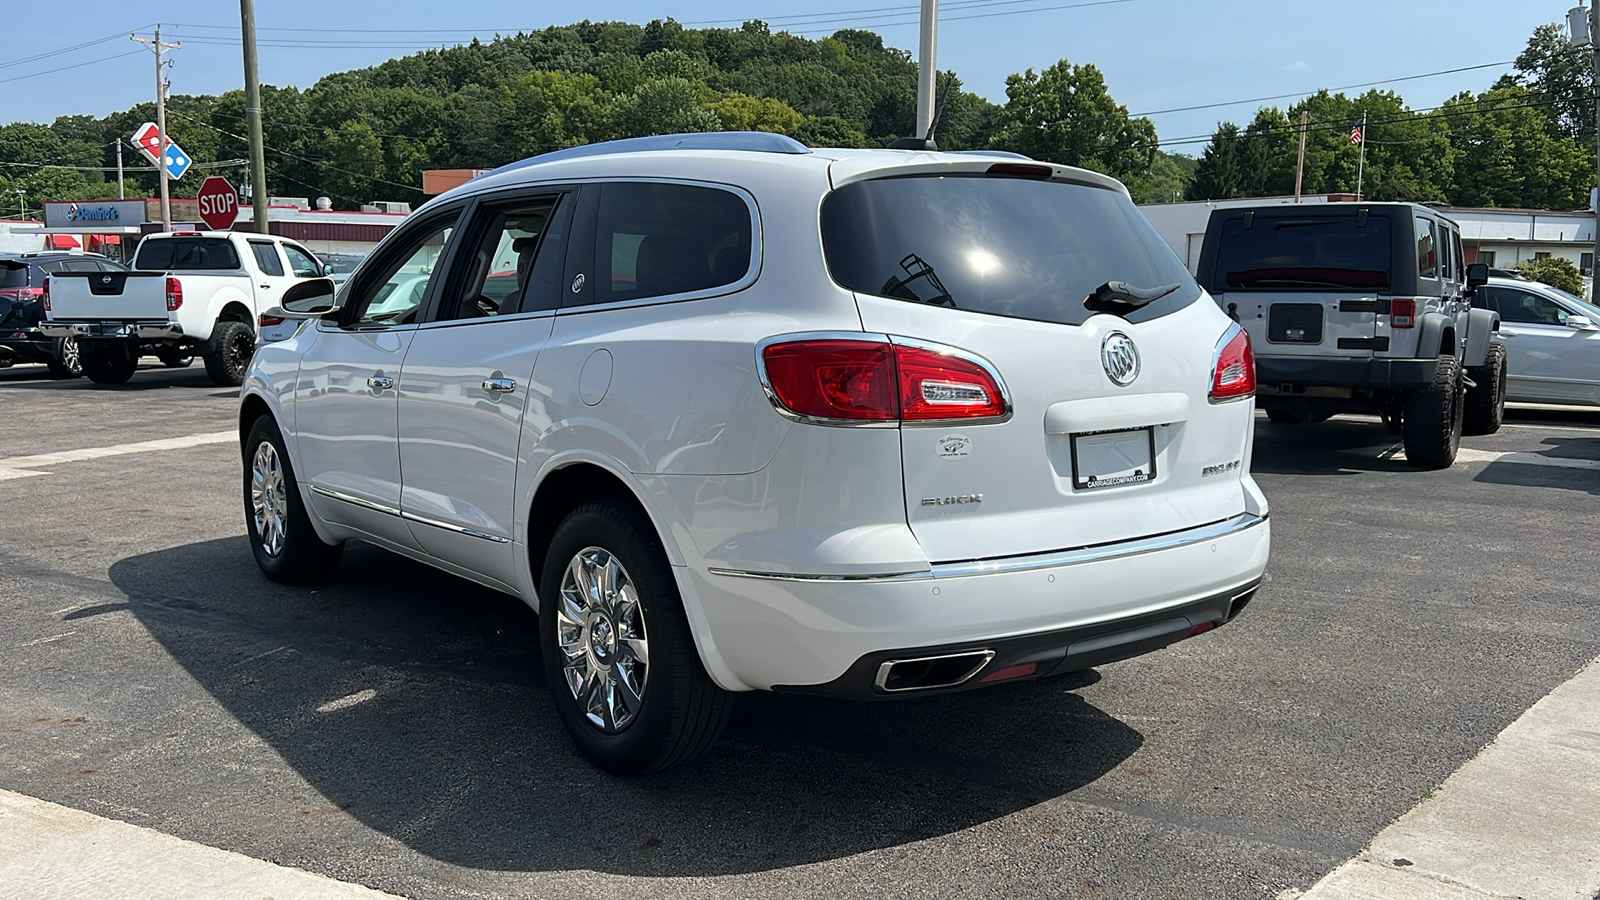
{"left": 0, "top": 252, "right": 129, "bottom": 378}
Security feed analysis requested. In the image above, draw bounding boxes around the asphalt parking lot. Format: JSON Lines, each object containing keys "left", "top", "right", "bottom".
{"left": 2, "top": 361, "right": 1598, "bottom": 900}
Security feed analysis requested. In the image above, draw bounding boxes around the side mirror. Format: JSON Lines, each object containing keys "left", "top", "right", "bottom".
{"left": 280, "top": 277, "right": 341, "bottom": 316}
{"left": 1567, "top": 314, "right": 1596, "bottom": 331}
{"left": 1465, "top": 263, "right": 1489, "bottom": 289}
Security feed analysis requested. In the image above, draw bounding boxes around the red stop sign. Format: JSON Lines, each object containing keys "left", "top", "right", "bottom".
{"left": 197, "top": 176, "right": 239, "bottom": 231}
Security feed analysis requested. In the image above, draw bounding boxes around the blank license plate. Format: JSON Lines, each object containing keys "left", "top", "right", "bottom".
{"left": 1071, "top": 427, "right": 1155, "bottom": 490}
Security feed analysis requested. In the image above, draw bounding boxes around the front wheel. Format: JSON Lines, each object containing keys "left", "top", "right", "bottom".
{"left": 540, "top": 500, "right": 733, "bottom": 774}
{"left": 1463, "top": 343, "right": 1506, "bottom": 436}
{"left": 46, "top": 336, "right": 82, "bottom": 378}
{"left": 1402, "top": 356, "right": 1464, "bottom": 469}
{"left": 79, "top": 344, "right": 137, "bottom": 385}
{"left": 243, "top": 415, "right": 343, "bottom": 582}
{"left": 203, "top": 321, "right": 255, "bottom": 387}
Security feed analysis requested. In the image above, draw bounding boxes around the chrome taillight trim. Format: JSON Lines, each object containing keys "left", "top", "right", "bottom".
{"left": 1208, "top": 321, "right": 1255, "bottom": 405}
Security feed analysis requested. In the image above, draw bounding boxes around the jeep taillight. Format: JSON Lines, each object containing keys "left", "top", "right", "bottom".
{"left": 1210, "top": 326, "right": 1256, "bottom": 403}
{"left": 1390, "top": 297, "right": 1416, "bottom": 328}
{"left": 165, "top": 276, "right": 183, "bottom": 312}
{"left": 760, "top": 337, "right": 1009, "bottom": 424}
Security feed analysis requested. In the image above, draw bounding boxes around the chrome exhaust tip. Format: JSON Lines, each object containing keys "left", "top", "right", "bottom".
{"left": 874, "top": 650, "right": 995, "bottom": 693}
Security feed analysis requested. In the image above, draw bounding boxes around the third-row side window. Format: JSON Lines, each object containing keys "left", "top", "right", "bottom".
{"left": 589, "top": 182, "right": 753, "bottom": 306}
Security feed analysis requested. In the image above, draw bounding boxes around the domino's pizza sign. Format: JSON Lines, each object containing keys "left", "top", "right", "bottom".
{"left": 43, "top": 199, "right": 148, "bottom": 230}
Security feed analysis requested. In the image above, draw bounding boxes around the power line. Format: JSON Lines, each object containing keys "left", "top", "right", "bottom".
{"left": 0, "top": 50, "right": 145, "bottom": 86}
{"left": 0, "top": 24, "right": 156, "bottom": 71}
{"left": 168, "top": 110, "right": 422, "bottom": 193}
{"left": 1129, "top": 60, "right": 1519, "bottom": 119}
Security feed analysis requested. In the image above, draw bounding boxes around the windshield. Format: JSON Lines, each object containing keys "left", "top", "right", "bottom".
{"left": 820, "top": 175, "right": 1199, "bottom": 327}
{"left": 1547, "top": 285, "right": 1600, "bottom": 321}
{"left": 1211, "top": 215, "right": 1393, "bottom": 291}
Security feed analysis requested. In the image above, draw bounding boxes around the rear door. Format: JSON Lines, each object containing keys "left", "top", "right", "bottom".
{"left": 245, "top": 240, "right": 297, "bottom": 313}
{"left": 824, "top": 172, "right": 1251, "bottom": 562}
{"left": 1205, "top": 209, "right": 1388, "bottom": 362}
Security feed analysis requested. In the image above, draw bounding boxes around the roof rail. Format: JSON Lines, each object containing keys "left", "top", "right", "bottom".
{"left": 493, "top": 132, "right": 811, "bottom": 175}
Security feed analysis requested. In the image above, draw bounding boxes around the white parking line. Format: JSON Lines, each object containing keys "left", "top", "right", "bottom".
{"left": 0, "top": 789, "right": 406, "bottom": 900}
{"left": 0, "top": 431, "right": 235, "bottom": 482}
{"left": 1343, "top": 444, "right": 1600, "bottom": 472}
{"left": 1293, "top": 655, "right": 1600, "bottom": 899}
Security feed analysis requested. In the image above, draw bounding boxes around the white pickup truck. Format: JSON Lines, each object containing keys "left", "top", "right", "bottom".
{"left": 41, "top": 231, "right": 328, "bottom": 386}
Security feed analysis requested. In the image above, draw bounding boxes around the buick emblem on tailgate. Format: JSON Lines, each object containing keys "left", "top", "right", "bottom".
{"left": 1101, "top": 331, "right": 1140, "bottom": 386}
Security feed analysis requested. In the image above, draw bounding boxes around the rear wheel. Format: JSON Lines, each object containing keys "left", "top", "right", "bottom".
{"left": 203, "top": 321, "right": 255, "bottom": 386}
{"left": 540, "top": 500, "right": 733, "bottom": 774}
{"left": 243, "top": 415, "right": 343, "bottom": 582}
{"left": 45, "top": 337, "right": 82, "bottom": 379}
{"left": 1402, "top": 356, "right": 1464, "bottom": 469}
{"left": 79, "top": 343, "right": 136, "bottom": 385}
{"left": 1463, "top": 343, "right": 1506, "bottom": 436}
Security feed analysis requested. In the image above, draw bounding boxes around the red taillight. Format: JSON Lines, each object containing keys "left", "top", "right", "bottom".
{"left": 258, "top": 313, "right": 286, "bottom": 328}
{"left": 1210, "top": 327, "right": 1256, "bottom": 402}
{"left": 761, "top": 338, "right": 1008, "bottom": 424}
{"left": 1390, "top": 297, "right": 1416, "bottom": 329}
{"left": 165, "top": 276, "right": 183, "bottom": 312}
{"left": 41, "top": 275, "right": 50, "bottom": 312}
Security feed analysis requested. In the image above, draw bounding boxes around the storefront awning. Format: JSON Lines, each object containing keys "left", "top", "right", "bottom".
{"left": 88, "top": 234, "right": 121, "bottom": 247}
{"left": 44, "top": 234, "right": 80, "bottom": 249}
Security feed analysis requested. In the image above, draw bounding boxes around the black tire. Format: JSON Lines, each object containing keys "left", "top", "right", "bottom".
{"left": 540, "top": 500, "right": 733, "bottom": 774}
{"left": 156, "top": 347, "right": 194, "bottom": 369}
{"left": 243, "top": 415, "right": 343, "bottom": 583}
{"left": 1264, "top": 408, "right": 1300, "bottom": 424}
{"left": 1402, "top": 356, "right": 1465, "bottom": 469}
{"left": 203, "top": 321, "right": 256, "bottom": 387}
{"left": 78, "top": 344, "right": 137, "bottom": 385}
{"left": 1463, "top": 343, "right": 1506, "bottom": 436}
{"left": 45, "top": 336, "right": 82, "bottom": 379}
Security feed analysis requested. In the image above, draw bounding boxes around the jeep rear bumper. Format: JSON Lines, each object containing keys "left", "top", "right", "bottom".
{"left": 1256, "top": 356, "right": 1441, "bottom": 391}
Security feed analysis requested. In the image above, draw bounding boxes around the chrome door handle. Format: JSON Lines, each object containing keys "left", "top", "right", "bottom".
{"left": 482, "top": 377, "right": 516, "bottom": 393}
{"left": 367, "top": 375, "right": 395, "bottom": 391}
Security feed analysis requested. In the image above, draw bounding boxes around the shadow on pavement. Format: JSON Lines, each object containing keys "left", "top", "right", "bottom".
{"left": 1248, "top": 414, "right": 1414, "bottom": 475}
{"left": 0, "top": 364, "right": 218, "bottom": 391}
{"left": 109, "top": 537, "right": 1141, "bottom": 876}
{"left": 1474, "top": 432, "right": 1600, "bottom": 496}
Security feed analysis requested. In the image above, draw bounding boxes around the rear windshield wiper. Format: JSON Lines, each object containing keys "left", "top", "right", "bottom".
{"left": 1084, "top": 280, "right": 1182, "bottom": 315}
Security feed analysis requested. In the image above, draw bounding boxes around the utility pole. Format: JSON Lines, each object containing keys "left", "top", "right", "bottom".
{"left": 1591, "top": 0, "right": 1599, "bottom": 300}
{"left": 241, "top": 0, "right": 269, "bottom": 234}
{"left": 132, "top": 27, "right": 180, "bottom": 231}
{"left": 915, "top": 0, "right": 938, "bottom": 143}
{"left": 115, "top": 138, "right": 125, "bottom": 199}
{"left": 1293, "top": 111, "right": 1309, "bottom": 203}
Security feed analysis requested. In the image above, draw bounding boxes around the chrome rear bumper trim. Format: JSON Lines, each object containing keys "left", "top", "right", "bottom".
{"left": 707, "top": 512, "right": 1267, "bottom": 583}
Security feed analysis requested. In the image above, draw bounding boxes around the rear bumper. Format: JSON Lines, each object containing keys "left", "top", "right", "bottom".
{"left": 1256, "top": 356, "right": 1439, "bottom": 391}
{"left": 0, "top": 331, "right": 54, "bottom": 364}
{"left": 41, "top": 320, "right": 183, "bottom": 341}
{"left": 682, "top": 511, "right": 1271, "bottom": 693}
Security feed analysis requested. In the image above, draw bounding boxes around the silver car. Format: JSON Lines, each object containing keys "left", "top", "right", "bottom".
{"left": 1474, "top": 277, "right": 1600, "bottom": 408}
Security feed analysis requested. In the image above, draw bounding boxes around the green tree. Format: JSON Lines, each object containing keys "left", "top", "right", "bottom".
{"left": 611, "top": 77, "right": 719, "bottom": 138}
{"left": 1500, "top": 23, "right": 1593, "bottom": 143}
{"left": 1186, "top": 123, "right": 1245, "bottom": 199}
{"left": 708, "top": 93, "right": 804, "bottom": 135}
{"left": 793, "top": 115, "right": 866, "bottom": 147}
{"left": 1439, "top": 86, "right": 1591, "bottom": 209}
{"left": 1516, "top": 256, "right": 1584, "bottom": 295}
{"left": 987, "top": 59, "right": 1157, "bottom": 183}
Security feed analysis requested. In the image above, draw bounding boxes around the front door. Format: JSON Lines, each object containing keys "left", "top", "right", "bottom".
{"left": 292, "top": 211, "right": 461, "bottom": 549}
{"left": 396, "top": 191, "right": 573, "bottom": 588}
{"left": 1485, "top": 284, "right": 1600, "bottom": 402}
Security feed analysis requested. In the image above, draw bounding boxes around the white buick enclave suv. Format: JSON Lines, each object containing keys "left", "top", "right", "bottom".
{"left": 240, "top": 132, "right": 1270, "bottom": 773}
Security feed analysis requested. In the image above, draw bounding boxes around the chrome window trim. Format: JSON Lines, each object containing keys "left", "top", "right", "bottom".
{"left": 752, "top": 331, "right": 1014, "bottom": 428}
{"left": 310, "top": 484, "right": 401, "bottom": 517}
{"left": 554, "top": 177, "right": 764, "bottom": 315}
{"left": 707, "top": 512, "right": 1267, "bottom": 582}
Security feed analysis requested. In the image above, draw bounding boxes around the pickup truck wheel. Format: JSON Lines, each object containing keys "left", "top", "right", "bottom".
{"left": 540, "top": 500, "right": 733, "bottom": 774}
{"left": 46, "top": 337, "right": 82, "bottom": 379}
{"left": 1401, "top": 356, "right": 1464, "bottom": 469}
{"left": 244, "top": 416, "right": 343, "bottom": 583}
{"left": 79, "top": 345, "right": 137, "bottom": 385}
{"left": 204, "top": 321, "right": 255, "bottom": 386}
{"left": 156, "top": 348, "right": 194, "bottom": 369}
{"left": 1463, "top": 343, "right": 1507, "bottom": 436}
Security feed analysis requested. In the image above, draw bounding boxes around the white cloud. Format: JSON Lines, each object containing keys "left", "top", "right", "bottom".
{"left": 1286, "top": 61, "right": 1312, "bottom": 73}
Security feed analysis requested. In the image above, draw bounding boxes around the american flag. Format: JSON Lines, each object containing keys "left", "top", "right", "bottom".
{"left": 1350, "top": 118, "right": 1365, "bottom": 144}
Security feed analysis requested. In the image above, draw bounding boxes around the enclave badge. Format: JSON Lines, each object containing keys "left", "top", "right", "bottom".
{"left": 1101, "top": 331, "right": 1140, "bottom": 387}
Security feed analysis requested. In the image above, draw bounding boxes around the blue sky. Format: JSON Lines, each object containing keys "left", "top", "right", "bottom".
{"left": 0, "top": 0, "right": 1572, "bottom": 154}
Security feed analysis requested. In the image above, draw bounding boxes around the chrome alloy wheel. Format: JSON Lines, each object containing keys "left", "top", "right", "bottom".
{"left": 250, "top": 441, "right": 288, "bottom": 557}
{"left": 556, "top": 546, "right": 650, "bottom": 732}
{"left": 60, "top": 337, "right": 81, "bottom": 374}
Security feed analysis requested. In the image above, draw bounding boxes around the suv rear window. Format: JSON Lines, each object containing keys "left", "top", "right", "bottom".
{"left": 135, "top": 237, "right": 242, "bottom": 271}
{"left": 820, "top": 176, "right": 1197, "bottom": 327}
{"left": 1211, "top": 215, "right": 1393, "bottom": 291}
{"left": 0, "top": 263, "right": 28, "bottom": 289}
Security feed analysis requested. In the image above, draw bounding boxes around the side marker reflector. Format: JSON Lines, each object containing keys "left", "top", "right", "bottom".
{"left": 979, "top": 662, "right": 1039, "bottom": 683}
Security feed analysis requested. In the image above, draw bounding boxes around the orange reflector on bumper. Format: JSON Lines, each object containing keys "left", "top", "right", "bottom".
{"left": 979, "top": 662, "right": 1038, "bottom": 683}
{"left": 1188, "top": 621, "right": 1218, "bottom": 637}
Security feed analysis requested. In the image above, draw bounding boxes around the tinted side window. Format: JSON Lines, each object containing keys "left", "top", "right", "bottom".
{"left": 135, "top": 237, "right": 241, "bottom": 270}
{"left": 436, "top": 194, "right": 567, "bottom": 320}
{"left": 1490, "top": 287, "right": 1569, "bottom": 326}
{"left": 589, "top": 182, "right": 752, "bottom": 306}
{"left": 1415, "top": 217, "right": 1437, "bottom": 280}
{"left": 248, "top": 241, "right": 286, "bottom": 277}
